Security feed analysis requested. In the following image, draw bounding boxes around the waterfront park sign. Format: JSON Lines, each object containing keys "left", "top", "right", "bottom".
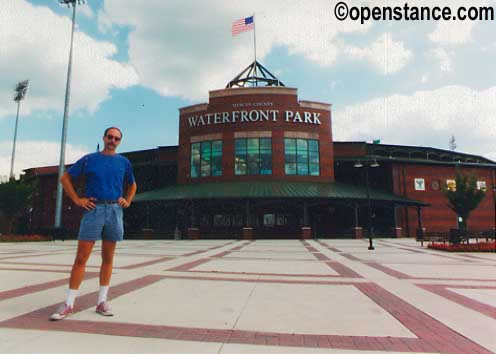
{"left": 188, "top": 102, "right": 322, "bottom": 128}
{"left": 186, "top": 104, "right": 323, "bottom": 128}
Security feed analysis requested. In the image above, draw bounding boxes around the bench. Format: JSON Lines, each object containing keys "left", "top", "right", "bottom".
{"left": 467, "top": 230, "right": 496, "bottom": 244}
{"left": 416, "top": 231, "right": 449, "bottom": 247}
{"left": 450, "top": 229, "right": 495, "bottom": 245}
{"left": 417, "top": 229, "right": 495, "bottom": 247}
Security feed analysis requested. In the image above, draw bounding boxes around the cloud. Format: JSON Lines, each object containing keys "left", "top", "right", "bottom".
{"left": 378, "top": 0, "right": 491, "bottom": 46}
{"left": 97, "top": 0, "right": 372, "bottom": 100}
{"left": 0, "top": 0, "right": 138, "bottom": 119}
{"left": 333, "top": 85, "right": 496, "bottom": 161}
{"left": 420, "top": 0, "right": 491, "bottom": 46}
{"left": 79, "top": 3, "right": 94, "bottom": 18}
{"left": 425, "top": 0, "right": 492, "bottom": 46}
{"left": 0, "top": 140, "right": 89, "bottom": 179}
{"left": 429, "top": 20, "right": 475, "bottom": 46}
{"left": 343, "top": 33, "right": 412, "bottom": 74}
{"left": 430, "top": 48, "right": 452, "bottom": 72}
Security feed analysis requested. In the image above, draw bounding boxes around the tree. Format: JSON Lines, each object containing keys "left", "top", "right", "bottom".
{"left": 442, "top": 170, "right": 485, "bottom": 231}
{"left": 0, "top": 179, "right": 35, "bottom": 234}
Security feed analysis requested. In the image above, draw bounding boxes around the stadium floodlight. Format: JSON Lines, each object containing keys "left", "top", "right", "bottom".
{"left": 54, "top": 0, "right": 86, "bottom": 229}
{"left": 59, "top": 0, "right": 86, "bottom": 7}
{"left": 10, "top": 80, "right": 30, "bottom": 181}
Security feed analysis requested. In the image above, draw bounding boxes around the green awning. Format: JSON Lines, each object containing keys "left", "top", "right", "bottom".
{"left": 134, "top": 181, "right": 427, "bottom": 206}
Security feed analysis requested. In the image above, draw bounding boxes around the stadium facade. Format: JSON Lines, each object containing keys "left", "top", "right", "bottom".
{"left": 23, "top": 62, "right": 496, "bottom": 239}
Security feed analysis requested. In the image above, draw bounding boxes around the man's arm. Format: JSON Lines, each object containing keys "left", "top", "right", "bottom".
{"left": 60, "top": 172, "right": 96, "bottom": 210}
{"left": 118, "top": 182, "right": 137, "bottom": 208}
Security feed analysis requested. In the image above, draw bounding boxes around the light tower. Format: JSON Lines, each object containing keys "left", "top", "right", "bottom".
{"left": 54, "top": 0, "right": 86, "bottom": 229}
{"left": 10, "top": 80, "right": 30, "bottom": 181}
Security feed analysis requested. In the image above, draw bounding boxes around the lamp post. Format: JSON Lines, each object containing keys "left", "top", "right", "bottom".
{"left": 354, "top": 159, "right": 380, "bottom": 250}
{"left": 54, "top": 0, "right": 85, "bottom": 229}
{"left": 10, "top": 80, "right": 30, "bottom": 181}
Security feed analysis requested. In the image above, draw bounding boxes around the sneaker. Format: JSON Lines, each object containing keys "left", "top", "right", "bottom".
{"left": 96, "top": 302, "right": 114, "bottom": 316}
{"left": 49, "top": 304, "right": 73, "bottom": 321}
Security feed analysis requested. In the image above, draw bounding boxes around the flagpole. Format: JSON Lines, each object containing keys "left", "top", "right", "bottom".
{"left": 253, "top": 13, "right": 257, "bottom": 64}
{"left": 253, "top": 13, "right": 257, "bottom": 85}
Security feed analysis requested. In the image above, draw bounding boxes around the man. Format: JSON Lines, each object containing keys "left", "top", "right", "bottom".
{"left": 50, "top": 127, "right": 137, "bottom": 321}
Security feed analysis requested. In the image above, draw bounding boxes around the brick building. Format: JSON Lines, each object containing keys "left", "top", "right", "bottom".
{"left": 23, "top": 62, "right": 496, "bottom": 239}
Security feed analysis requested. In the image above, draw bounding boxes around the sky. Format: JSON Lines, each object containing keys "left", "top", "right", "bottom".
{"left": 1, "top": 0, "right": 496, "bottom": 180}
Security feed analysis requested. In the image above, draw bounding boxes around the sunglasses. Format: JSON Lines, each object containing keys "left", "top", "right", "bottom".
{"left": 106, "top": 134, "right": 121, "bottom": 142}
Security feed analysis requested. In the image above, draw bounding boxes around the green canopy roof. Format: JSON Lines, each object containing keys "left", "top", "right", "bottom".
{"left": 134, "top": 181, "right": 426, "bottom": 206}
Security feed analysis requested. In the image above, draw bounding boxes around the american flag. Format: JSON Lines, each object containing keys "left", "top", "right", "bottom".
{"left": 232, "top": 16, "right": 254, "bottom": 36}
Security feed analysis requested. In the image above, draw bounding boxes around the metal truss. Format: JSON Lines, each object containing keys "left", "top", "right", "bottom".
{"left": 226, "top": 61, "right": 285, "bottom": 88}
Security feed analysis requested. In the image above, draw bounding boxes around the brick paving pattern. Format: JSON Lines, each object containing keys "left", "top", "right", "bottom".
{"left": 0, "top": 238, "right": 495, "bottom": 353}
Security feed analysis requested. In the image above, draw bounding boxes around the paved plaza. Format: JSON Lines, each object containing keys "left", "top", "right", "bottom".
{"left": 0, "top": 238, "right": 495, "bottom": 353}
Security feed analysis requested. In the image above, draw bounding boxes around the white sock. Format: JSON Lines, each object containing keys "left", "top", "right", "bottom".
{"left": 98, "top": 286, "right": 109, "bottom": 305}
{"left": 66, "top": 288, "right": 78, "bottom": 308}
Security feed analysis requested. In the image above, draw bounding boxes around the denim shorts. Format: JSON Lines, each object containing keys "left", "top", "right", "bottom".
{"left": 78, "top": 204, "right": 124, "bottom": 242}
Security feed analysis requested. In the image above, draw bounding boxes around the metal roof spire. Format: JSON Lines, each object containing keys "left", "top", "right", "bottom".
{"left": 226, "top": 61, "right": 285, "bottom": 88}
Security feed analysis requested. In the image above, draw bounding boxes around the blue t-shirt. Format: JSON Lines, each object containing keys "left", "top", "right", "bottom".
{"left": 68, "top": 152, "right": 135, "bottom": 201}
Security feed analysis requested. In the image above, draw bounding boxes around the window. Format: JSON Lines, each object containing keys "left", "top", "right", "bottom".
{"left": 264, "top": 214, "right": 288, "bottom": 227}
{"left": 276, "top": 215, "right": 288, "bottom": 226}
{"left": 191, "top": 140, "right": 222, "bottom": 178}
{"left": 213, "top": 214, "right": 230, "bottom": 227}
{"left": 263, "top": 214, "right": 275, "bottom": 227}
{"left": 235, "top": 138, "right": 272, "bottom": 175}
{"left": 284, "top": 138, "right": 319, "bottom": 176}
